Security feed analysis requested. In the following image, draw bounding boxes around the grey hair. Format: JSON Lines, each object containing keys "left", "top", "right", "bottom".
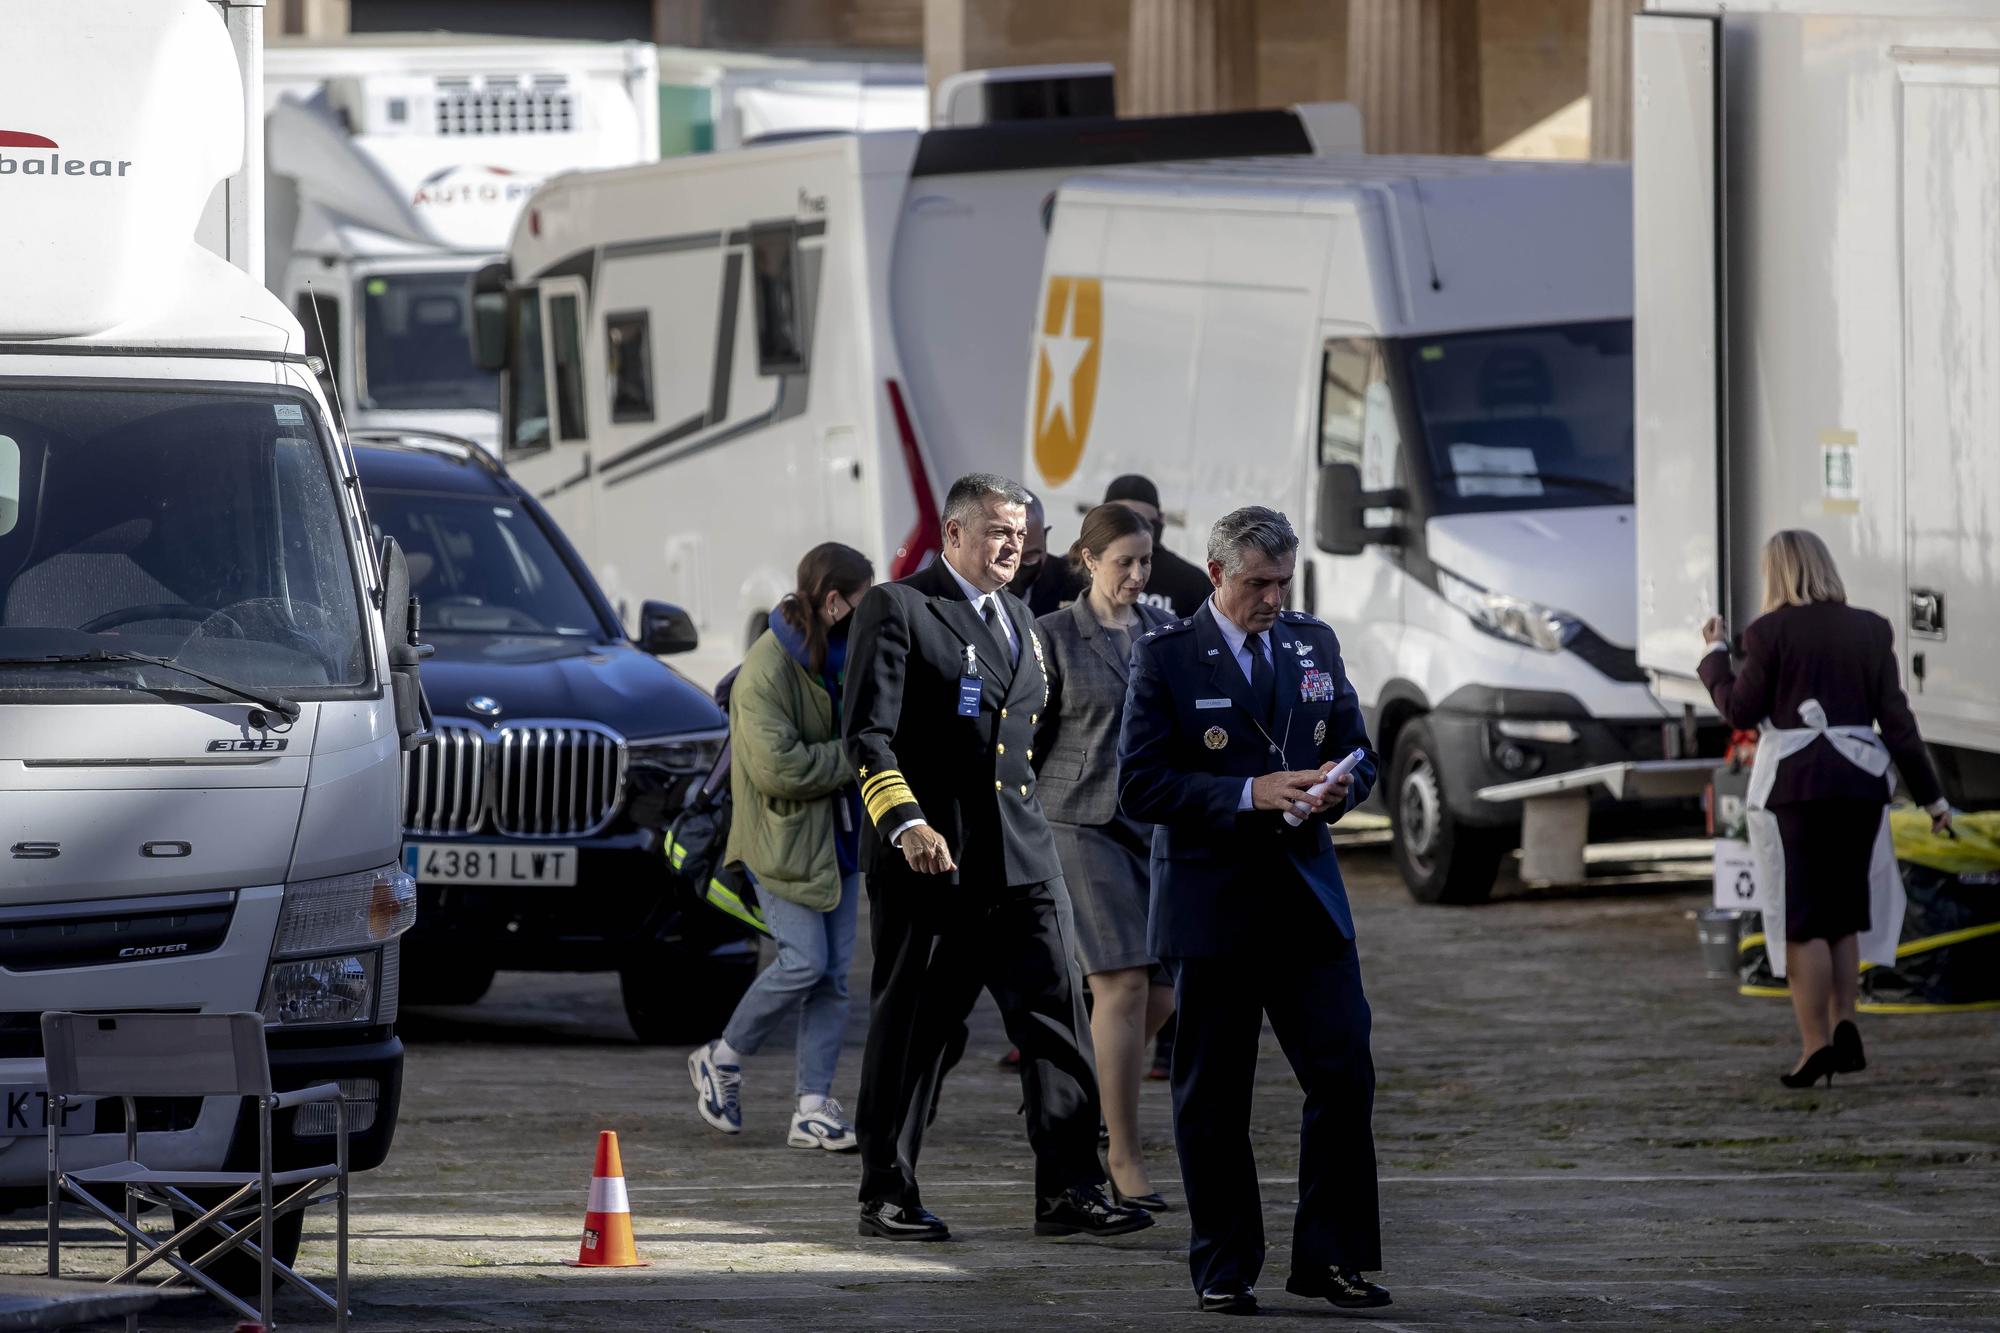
{"left": 942, "top": 473, "right": 1031, "bottom": 531}
{"left": 1207, "top": 506, "right": 1299, "bottom": 575}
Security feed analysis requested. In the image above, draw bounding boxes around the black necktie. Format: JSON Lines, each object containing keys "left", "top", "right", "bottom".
{"left": 981, "top": 598, "right": 1015, "bottom": 664}
{"left": 1247, "top": 631, "right": 1275, "bottom": 720}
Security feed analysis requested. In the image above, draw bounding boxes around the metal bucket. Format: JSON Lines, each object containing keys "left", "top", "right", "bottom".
{"left": 1697, "top": 908, "right": 1748, "bottom": 978}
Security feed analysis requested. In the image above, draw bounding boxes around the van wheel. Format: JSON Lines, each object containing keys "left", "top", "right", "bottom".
{"left": 1390, "top": 719, "right": 1508, "bottom": 905}
{"left": 170, "top": 1194, "right": 304, "bottom": 1300}
{"left": 621, "top": 953, "right": 757, "bottom": 1045}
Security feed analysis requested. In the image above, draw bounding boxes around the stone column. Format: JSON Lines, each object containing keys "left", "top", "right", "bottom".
{"left": 1126, "top": 0, "right": 1259, "bottom": 117}
{"left": 1346, "top": 0, "right": 1481, "bottom": 154}
{"left": 1588, "top": 0, "right": 1642, "bottom": 159}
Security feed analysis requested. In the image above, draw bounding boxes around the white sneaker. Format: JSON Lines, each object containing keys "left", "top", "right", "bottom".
{"left": 788, "top": 1098, "right": 859, "bottom": 1151}
{"left": 688, "top": 1040, "right": 742, "bottom": 1134}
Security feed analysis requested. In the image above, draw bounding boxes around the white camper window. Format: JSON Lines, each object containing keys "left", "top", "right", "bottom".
{"left": 1319, "top": 338, "right": 1375, "bottom": 468}
{"left": 606, "top": 310, "right": 655, "bottom": 424}
{"left": 750, "top": 225, "right": 808, "bottom": 375}
{"left": 0, "top": 436, "right": 17, "bottom": 537}
{"left": 549, "top": 292, "right": 587, "bottom": 441}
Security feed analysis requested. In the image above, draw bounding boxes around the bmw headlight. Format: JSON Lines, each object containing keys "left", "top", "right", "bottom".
{"left": 627, "top": 730, "right": 727, "bottom": 775}
{"left": 264, "top": 864, "right": 415, "bottom": 1028}
{"left": 1436, "top": 568, "right": 1581, "bottom": 653}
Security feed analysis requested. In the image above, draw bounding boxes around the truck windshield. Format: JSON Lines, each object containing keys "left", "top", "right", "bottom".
{"left": 365, "top": 489, "right": 605, "bottom": 638}
{"left": 358, "top": 270, "right": 500, "bottom": 413}
{"left": 1397, "top": 319, "right": 1633, "bottom": 513}
{"left": 0, "top": 386, "right": 369, "bottom": 699}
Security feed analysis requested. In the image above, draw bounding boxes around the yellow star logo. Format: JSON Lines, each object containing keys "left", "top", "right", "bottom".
{"left": 1031, "top": 276, "right": 1101, "bottom": 487}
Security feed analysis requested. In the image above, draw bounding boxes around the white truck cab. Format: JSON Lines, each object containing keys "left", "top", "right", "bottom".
{"left": 0, "top": 0, "right": 425, "bottom": 1265}
{"left": 264, "top": 36, "right": 662, "bottom": 455}
{"left": 1026, "top": 156, "right": 1720, "bottom": 903}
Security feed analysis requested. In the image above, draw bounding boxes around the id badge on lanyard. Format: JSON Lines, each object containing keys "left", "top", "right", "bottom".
{"left": 958, "top": 644, "right": 982, "bottom": 718}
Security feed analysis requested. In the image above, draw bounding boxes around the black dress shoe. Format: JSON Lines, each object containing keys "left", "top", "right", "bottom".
{"left": 1033, "top": 1184, "right": 1155, "bottom": 1237}
{"left": 1111, "top": 1183, "right": 1173, "bottom": 1212}
{"left": 1198, "top": 1281, "right": 1258, "bottom": 1315}
{"left": 1286, "top": 1268, "right": 1393, "bottom": 1309}
{"left": 1832, "top": 1019, "right": 1867, "bottom": 1073}
{"left": 858, "top": 1201, "right": 950, "bottom": 1241}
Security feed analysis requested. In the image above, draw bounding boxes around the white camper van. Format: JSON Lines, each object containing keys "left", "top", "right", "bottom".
{"left": 1024, "top": 157, "right": 1719, "bottom": 903}
{"left": 0, "top": 0, "right": 425, "bottom": 1272}
{"left": 481, "top": 66, "right": 1360, "bottom": 685}
{"left": 1629, "top": 2, "right": 2000, "bottom": 802}
{"left": 263, "top": 36, "right": 662, "bottom": 454}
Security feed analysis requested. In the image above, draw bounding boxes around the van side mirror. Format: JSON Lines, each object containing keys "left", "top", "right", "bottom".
{"left": 639, "top": 600, "right": 699, "bottom": 656}
{"left": 378, "top": 536, "right": 434, "bottom": 751}
{"left": 1315, "top": 462, "right": 1404, "bottom": 557}
{"left": 471, "top": 262, "right": 511, "bottom": 372}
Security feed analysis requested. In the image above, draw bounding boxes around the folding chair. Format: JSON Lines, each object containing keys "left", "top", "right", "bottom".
{"left": 42, "top": 1011, "right": 349, "bottom": 1331}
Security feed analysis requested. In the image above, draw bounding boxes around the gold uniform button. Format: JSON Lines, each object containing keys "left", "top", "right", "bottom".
{"left": 1001, "top": 707, "right": 1009, "bottom": 718}
{"left": 1032, "top": 713, "right": 1039, "bottom": 725}
{"left": 1026, "top": 748, "right": 1034, "bottom": 760}
{"left": 995, "top": 780, "right": 1003, "bottom": 791}
{"left": 1019, "top": 784, "right": 1028, "bottom": 796}
{"left": 996, "top": 742, "right": 1005, "bottom": 755}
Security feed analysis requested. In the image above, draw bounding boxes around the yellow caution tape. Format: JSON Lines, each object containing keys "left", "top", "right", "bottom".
{"left": 1737, "top": 983, "right": 2000, "bottom": 1014}
{"left": 1890, "top": 808, "right": 2000, "bottom": 874}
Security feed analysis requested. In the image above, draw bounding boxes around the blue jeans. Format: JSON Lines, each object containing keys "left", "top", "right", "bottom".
{"left": 720, "top": 871, "right": 860, "bottom": 1098}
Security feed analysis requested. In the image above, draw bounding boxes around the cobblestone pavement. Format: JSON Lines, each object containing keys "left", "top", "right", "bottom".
{"left": 7, "top": 845, "right": 1998, "bottom": 1330}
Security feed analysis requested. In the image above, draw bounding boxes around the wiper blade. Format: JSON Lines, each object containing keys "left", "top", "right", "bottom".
{"left": 1445, "top": 469, "right": 1631, "bottom": 498}
{"left": 0, "top": 650, "right": 301, "bottom": 721}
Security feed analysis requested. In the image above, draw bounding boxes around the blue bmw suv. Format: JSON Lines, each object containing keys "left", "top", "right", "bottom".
{"left": 351, "top": 433, "right": 757, "bottom": 1042}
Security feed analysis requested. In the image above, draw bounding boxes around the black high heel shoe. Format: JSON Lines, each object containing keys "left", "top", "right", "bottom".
{"left": 1779, "top": 1046, "right": 1839, "bottom": 1089}
{"left": 1112, "top": 1183, "right": 1172, "bottom": 1212}
{"left": 1832, "top": 1020, "right": 1866, "bottom": 1073}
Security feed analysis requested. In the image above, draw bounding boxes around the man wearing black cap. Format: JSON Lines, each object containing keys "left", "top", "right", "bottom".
{"left": 1019, "top": 475, "right": 1213, "bottom": 618}
{"left": 1100, "top": 475, "right": 1213, "bottom": 617}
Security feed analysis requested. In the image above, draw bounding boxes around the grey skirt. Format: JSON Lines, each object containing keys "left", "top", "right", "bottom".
{"left": 1049, "top": 815, "right": 1156, "bottom": 976}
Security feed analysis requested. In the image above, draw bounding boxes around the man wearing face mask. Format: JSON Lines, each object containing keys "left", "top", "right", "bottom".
{"left": 1009, "top": 490, "right": 1070, "bottom": 615}
{"left": 843, "top": 473, "right": 1151, "bottom": 1245}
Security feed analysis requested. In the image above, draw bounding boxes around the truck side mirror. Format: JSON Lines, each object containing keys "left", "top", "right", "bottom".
{"left": 1316, "top": 463, "right": 1369, "bottom": 556}
{"left": 639, "top": 600, "right": 700, "bottom": 656}
{"left": 378, "top": 536, "right": 434, "bottom": 751}
{"left": 1315, "top": 462, "right": 1405, "bottom": 557}
{"left": 471, "top": 261, "right": 511, "bottom": 372}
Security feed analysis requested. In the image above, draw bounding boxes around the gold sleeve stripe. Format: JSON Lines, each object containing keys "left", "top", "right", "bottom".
{"left": 861, "top": 769, "right": 905, "bottom": 798}
{"left": 863, "top": 778, "right": 919, "bottom": 824}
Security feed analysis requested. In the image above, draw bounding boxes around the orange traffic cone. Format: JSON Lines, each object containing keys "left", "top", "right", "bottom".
{"left": 564, "top": 1130, "right": 648, "bottom": 1268}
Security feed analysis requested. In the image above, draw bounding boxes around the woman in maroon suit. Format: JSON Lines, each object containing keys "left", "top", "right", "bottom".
{"left": 1699, "top": 530, "right": 1951, "bottom": 1088}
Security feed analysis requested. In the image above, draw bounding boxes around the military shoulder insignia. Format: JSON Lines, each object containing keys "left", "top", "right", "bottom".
{"left": 1203, "top": 725, "right": 1228, "bottom": 750}
{"left": 1313, "top": 719, "right": 1327, "bottom": 745}
{"left": 1280, "top": 609, "right": 1327, "bottom": 628}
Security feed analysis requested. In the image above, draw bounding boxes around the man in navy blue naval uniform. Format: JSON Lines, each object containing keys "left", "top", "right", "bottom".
{"left": 1118, "top": 505, "right": 1390, "bottom": 1316}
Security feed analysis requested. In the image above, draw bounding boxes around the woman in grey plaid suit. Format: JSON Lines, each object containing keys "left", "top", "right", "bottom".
{"left": 1034, "top": 502, "right": 1177, "bottom": 1211}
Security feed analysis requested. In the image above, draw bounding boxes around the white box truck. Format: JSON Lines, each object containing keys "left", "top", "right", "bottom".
{"left": 263, "top": 36, "right": 662, "bottom": 455}
{"left": 1022, "top": 156, "right": 1723, "bottom": 903}
{"left": 1630, "top": 2, "right": 2000, "bottom": 802}
{"left": 0, "top": 0, "right": 427, "bottom": 1282}
{"left": 477, "top": 65, "right": 1361, "bottom": 686}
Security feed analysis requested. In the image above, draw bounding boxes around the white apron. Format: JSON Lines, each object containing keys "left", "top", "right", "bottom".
{"left": 1744, "top": 699, "right": 1903, "bottom": 978}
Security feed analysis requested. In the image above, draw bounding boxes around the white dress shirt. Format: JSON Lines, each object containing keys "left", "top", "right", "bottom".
{"left": 890, "top": 561, "right": 1017, "bottom": 848}
{"left": 1207, "top": 598, "right": 1271, "bottom": 812}
{"left": 943, "top": 559, "right": 1018, "bottom": 665}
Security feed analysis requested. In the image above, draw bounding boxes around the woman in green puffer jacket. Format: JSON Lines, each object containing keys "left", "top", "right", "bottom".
{"left": 687, "top": 543, "right": 873, "bottom": 1152}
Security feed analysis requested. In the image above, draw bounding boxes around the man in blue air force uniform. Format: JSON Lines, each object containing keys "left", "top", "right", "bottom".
{"left": 1117, "top": 506, "right": 1391, "bottom": 1316}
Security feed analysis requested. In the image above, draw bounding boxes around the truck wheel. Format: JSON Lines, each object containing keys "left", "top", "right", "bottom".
{"left": 171, "top": 1194, "right": 304, "bottom": 1300}
{"left": 621, "top": 953, "right": 757, "bottom": 1045}
{"left": 1389, "top": 718, "right": 1508, "bottom": 905}
{"left": 402, "top": 951, "right": 497, "bottom": 1006}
